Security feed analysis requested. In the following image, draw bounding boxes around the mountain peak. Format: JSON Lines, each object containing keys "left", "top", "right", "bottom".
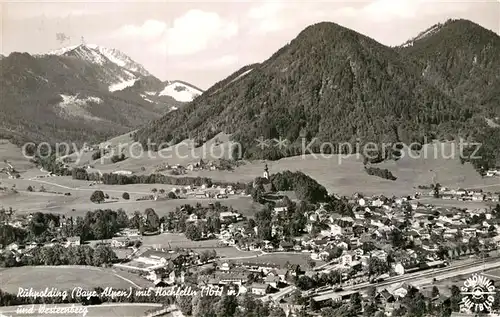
{"left": 47, "top": 44, "right": 151, "bottom": 76}
{"left": 293, "top": 21, "right": 361, "bottom": 45}
{"left": 399, "top": 18, "right": 500, "bottom": 119}
{"left": 400, "top": 18, "right": 499, "bottom": 48}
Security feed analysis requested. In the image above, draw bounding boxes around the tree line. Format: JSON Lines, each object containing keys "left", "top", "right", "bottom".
{"left": 71, "top": 167, "right": 247, "bottom": 189}
{"left": 364, "top": 166, "right": 397, "bottom": 181}
{"left": 0, "top": 244, "right": 117, "bottom": 268}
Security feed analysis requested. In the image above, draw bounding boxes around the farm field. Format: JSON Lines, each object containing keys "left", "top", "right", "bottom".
{"left": 0, "top": 303, "right": 163, "bottom": 317}
{"left": 0, "top": 266, "right": 150, "bottom": 294}
{"left": 1, "top": 172, "right": 261, "bottom": 217}
{"left": 0, "top": 139, "right": 35, "bottom": 174}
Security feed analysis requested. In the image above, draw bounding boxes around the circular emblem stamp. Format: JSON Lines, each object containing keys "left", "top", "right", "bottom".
{"left": 460, "top": 274, "right": 496, "bottom": 312}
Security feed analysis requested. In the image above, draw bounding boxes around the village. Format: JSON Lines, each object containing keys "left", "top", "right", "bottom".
{"left": 3, "top": 167, "right": 500, "bottom": 316}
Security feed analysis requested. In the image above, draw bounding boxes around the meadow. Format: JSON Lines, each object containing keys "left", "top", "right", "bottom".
{"left": 0, "top": 266, "right": 150, "bottom": 294}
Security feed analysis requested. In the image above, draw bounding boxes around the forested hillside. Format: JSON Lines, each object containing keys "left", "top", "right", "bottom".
{"left": 135, "top": 22, "right": 477, "bottom": 161}
{"left": 400, "top": 19, "right": 500, "bottom": 118}
{"left": 400, "top": 19, "right": 500, "bottom": 172}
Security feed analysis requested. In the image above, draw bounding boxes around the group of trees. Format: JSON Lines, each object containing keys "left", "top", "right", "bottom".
{"left": 252, "top": 171, "right": 329, "bottom": 204}
{"left": 90, "top": 190, "right": 106, "bottom": 203}
{"left": 461, "top": 125, "right": 500, "bottom": 175}
{"left": 1, "top": 209, "right": 134, "bottom": 247}
{"left": 110, "top": 153, "right": 126, "bottom": 163}
{"left": 185, "top": 224, "right": 203, "bottom": 241}
{"left": 31, "top": 154, "right": 71, "bottom": 176}
{"left": 0, "top": 244, "right": 117, "bottom": 268}
{"left": 0, "top": 223, "right": 27, "bottom": 247}
{"left": 364, "top": 166, "right": 397, "bottom": 181}
{"left": 244, "top": 198, "right": 308, "bottom": 243}
{"left": 270, "top": 171, "right": 330, "bottom": 203}
{"left": 175, "top": 292, "right": 286, "bottom": 317}
{"left": 72, "top": 209, "right": 130, "bottom": 241}
{"left": 296, "top": 270, "right": 343, "bottom": 291}
{"left": 1, "top": 212, "right": 62, "bottom": 246}
{"left": 91, "top": 150, "right": 102, "bottom": 160}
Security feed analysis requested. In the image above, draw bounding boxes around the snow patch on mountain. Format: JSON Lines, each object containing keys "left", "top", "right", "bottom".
{"left": 140, "top": 94, "right": 154, "bottom": 103}
{"left": 26, "top": 70, "right": 48, "bottom": 83}
{"left": 66, "top": 45, "right": 108, "bottom": 65}
{"left": 159, "top": 81, "right": 202, "bottom": 102}
{"left": 109, "top": 78, "right": 138, "bottom": 92}
{"left": 227, "top": 68, "right": 253, "bottom": 86}
{"left": 57, "top": 94, "right": 103, "bottom": 121}
{"left": 48, "top": 45, "right": 80, "bottom": 55}
{"left": 48, "top": 44, "right": 151, "bottom": 76}
{"left": 400, "top": 23, "right": 444, "bottom": 48}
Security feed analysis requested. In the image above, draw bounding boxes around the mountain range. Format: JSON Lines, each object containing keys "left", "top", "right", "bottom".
{"left": 2, "top": 18, "right": 499, "bottom": 172}
{"left": 135, "top": 19, "right": 500, "bottom": 170}
{"left": 0, "top": 44, "right": 203, "bottom": 145}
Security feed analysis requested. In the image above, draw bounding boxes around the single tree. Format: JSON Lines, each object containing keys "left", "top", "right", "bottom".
{"left": 90, "top": 190, "right": 105, "bottom": 204}
{"left": 186, "top": 224, "right": 202, "bottom": 241}
{"left": 431, "top": 286, "right": 440, "bottom": 298}
{"left": 122, "top": 192, "right": 130, "bottom": 200}
{"left": 144, "top": 208, "right": 160, "bottom": 231}
{"left": 167, "top": 191, "right": 177, "bottom": 199}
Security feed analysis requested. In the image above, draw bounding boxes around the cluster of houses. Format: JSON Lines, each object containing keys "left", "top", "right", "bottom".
{"left": 154, "top": 159, "right": 235, "bottom": 175}
{"left": 209, "top": 192, "right": 500, "bottom": 290}
{"left": 116, "top": 245, "right": 306, "bottom": 301}
{"left": 486, "top": 168, "right": 500, "bottom": 177}
{"left": 429, "top": 187, "right": 500, "bottom": 202}
{"left": 1, "top": 236, "right": 81, "bottom": 257}
{"left": 200, "top": 261, "right": 303, "bottom": 297}
{"left": 169, "top": 184, "right": 240, "bottom": 200}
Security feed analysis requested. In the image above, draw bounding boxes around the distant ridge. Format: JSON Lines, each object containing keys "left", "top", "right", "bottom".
{"left": 0, "top": 44, "right": 202, "bottom": 145}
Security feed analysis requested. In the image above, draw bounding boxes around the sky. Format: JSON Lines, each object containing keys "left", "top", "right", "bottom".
{"left": 1, "top": 0, "right": 499, "bottom": 89}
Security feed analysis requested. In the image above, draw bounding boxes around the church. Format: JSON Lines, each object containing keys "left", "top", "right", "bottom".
{"left": 263, "top": 164, "right": 269, "bottom": 180}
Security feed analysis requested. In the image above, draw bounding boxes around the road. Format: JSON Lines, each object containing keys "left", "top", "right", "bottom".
{"left": 313, "top": 255, "right": 500, "bottom": 301}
